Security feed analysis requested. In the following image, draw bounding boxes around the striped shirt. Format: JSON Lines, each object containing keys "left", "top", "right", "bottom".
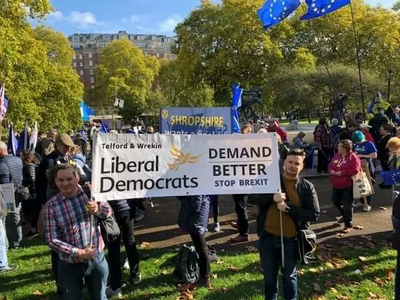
{"left": 0, "top": 155, "right": 23, "bottom": 186}
{"left": 44, "top": 187, "right": 112, "bottom": 264}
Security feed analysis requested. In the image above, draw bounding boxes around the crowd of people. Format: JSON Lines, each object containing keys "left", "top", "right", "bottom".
{"left": 1, "top": 113, "right": 400, "bottom": 300}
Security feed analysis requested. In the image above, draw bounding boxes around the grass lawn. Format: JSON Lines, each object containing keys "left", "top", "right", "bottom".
{"left": 0, "top": 240, "right": 396, "bottom": 300}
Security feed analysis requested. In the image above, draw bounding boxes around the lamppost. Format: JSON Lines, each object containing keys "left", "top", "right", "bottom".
{"left": 387, "top": 69, "right": 393, "bottom": 103}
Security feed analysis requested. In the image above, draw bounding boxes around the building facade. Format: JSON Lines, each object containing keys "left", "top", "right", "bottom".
{"left": 68, "top": 31, "right": 176, "bottom": 89}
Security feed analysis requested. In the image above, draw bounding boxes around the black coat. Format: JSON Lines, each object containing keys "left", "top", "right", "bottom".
{"left": 177, "top": 195, "right": 210, "bottom": 235}
{"left": 249, "top": 176, "right": 320, "bottom": 237}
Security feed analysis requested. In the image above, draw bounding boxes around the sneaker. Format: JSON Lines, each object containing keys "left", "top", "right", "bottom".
{"left": 105, "top": 286, "right": 122, "bottom": 297}
{"left": 0, "top": 265, "right": 18, "bottom": 273}
{"left": 123, "top": 257, "right": 130, "bottom": 270}
{"left": 230, "top": 234, "right": 249, "bottom": 243}
{"left": 24, "top": 230, "right": 39, "bottom": 239}
{"left": 342, "top": 226, "right": 352, "bottom": 234}
{"left": 363, "top": 205, "right": 372, "bottom": 212}
{"left": 353, "top": 202, "right": 363, "bottom": 208}
{"left": 131, "top": 272, "right": 141, "bottom": 285}
{"left": 211, "top": 222, "right": 220, "bottom": 232}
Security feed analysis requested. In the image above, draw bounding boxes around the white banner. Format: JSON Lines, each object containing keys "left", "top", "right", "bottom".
{"left": 92, "top": 133, "right": 281, "bottom": 201}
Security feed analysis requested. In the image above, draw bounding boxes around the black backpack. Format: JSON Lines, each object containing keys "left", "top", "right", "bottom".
{"left": 173, "top": 244, "right": 200, "bottom": 284}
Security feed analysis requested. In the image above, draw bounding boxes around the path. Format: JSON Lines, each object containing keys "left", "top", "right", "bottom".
{"left": 134, "top": 177, "right": 393, "bottom": 251}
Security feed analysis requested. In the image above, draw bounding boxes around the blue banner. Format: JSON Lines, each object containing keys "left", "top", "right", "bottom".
{"left": 159, "top": 107, "right": 233, "bottom": 135}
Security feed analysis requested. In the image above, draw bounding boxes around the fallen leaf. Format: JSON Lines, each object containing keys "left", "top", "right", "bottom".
{"left": 161, "top": 270, "right": 168, "bottom": 275}
{"left": 176, "top": 291, "right": 194, "bottom": 300}
{"left": 228, "top": 265, "right": 239, "bottom": 272}
{"left": 32, "top": 291, "right": 43, "bottom": 296}
{"left": 140, "top": 242, "right": 150, "bottom": 248}
{"left": 222, "top": 287, "right": 229, "bottom": 293}
{"left": 153, "top": 259, "right": 159, "bottom": 264}
{"left": 309, "top": 268, "right": 318, "bottom": 273}
{"left": 387, "top": 270, "right": 395, "bottom": 279}
{"left": 330, "top": 287, "right": 338, "bottom": 294}
{"left": 313, "top": 283, "right": 322, "bottom": 292}
{"left": 324, "top": 280, "right": 333, "bottom": 287}
{"left": 335, "top": 233, "right": 345, "bottom": 238}
{"left": 353, "top": 225, "right": 364, "bottom": 230}
{"left": 379, "top": 206, "right": 387, "bottom": 210}
{"left": 212, "top": 273, "right": 218, "bottom": 279}
{"left": 245, "top": 245, "right": 258, "bottom": 252}
{"left": 321, "top": 210, "right": 328, "bottom": 214}
{"left": 216, "top": 259, "right": 224, "bottom": 265}
{"left": 359, "top": 256, "right": 367, "bottom": 262}
{"left": 368, "top": 292, "right": 377, "bottom": 298}
{"left": 325, "top": 262, "right": 334, "bottom": 269}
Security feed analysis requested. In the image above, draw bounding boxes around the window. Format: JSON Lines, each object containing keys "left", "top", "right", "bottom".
{"left": 73, "top": 55, "right": 76, "bottom": 60}
{"left": 90, "top": 76, "right": 95, "bottom": 83}
{"left": 90, "top": 69, "right": 94, "bottom": 75}
{"left": 79, "top": 62, "right": 83, "bottom": 67}
{"left": 79, "top": 55, "right": 83, "bottom": 59}
{"left": 79, "top": 70, "right": 84, "bottom": 76}
{"left": 89, "top": 60, "right": 93, "bottom": 66}
{"left": 73, "top": 62, "right": 77, "bottom": 67}
{"left": 88, "top": 53, "right": 92, "bottom": 58}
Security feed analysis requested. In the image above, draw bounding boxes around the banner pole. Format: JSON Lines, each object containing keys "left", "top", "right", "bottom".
{"left": 349, "top": 0, "right": 366, "bottom": 121}
{"left": 280, "top": 211, "right": 285, "bottom": 268}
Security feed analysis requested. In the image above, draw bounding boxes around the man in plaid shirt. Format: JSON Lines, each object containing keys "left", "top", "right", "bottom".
{"left": 44, "top": 164, "right": 112, "bottom": 300}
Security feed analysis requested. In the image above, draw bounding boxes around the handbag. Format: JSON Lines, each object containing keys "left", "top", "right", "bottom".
{"left": 3, "top": 159, "right": 30, "bottom": 204}
{"left": 98, "top": 213, "right": 120, "bottom": 244}
{"left": 297, "top": 229, "right": 317, "bottom": 265}
{"left": 352, "top": 170, "right": 373, "bottom": 199}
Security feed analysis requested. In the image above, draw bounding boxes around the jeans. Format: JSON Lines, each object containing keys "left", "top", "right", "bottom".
{"left": 190, "top": 232, "right": 210, "bottom": 278}
{"left": 5, "top": 203, "right": 22, "bottom": 248}
{"left": 0, "top": 218, "right": 8, "bottom": 269}
{"left": 209, "top": 195, "right": 219, "bottom": 223}
{"left": 317, "top": 147, "right": 330, "bottom": 173}
{"left": 58, "top": 252, "right": 108, "bottom": 300}
{"left": 259, "top": 232, "right": 298, "bottom": 300}
{"left": 332, "top": 187, "right": 354, "bottom": 227}
{"left": 396, "top": 251, "right": 400, "bottom": 300}
{"left": 232, "top": 194, "right": 249, "bottom": 236}
{"left": 108, "top": 210, "right": 140, "bottom": 290}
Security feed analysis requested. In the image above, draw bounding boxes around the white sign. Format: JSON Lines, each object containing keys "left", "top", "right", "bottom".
{"left": 92, "top": 133, "right": 280, "bottom": 201}
{"left": 114, "top": 98, "right": 124, "bottom": 108}
{"left": 0, "top": 183, "right": 16, "bottom": 212}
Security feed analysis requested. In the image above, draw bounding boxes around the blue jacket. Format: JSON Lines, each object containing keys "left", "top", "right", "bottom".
{"left": 178, "top": 195, "right": 210, "bottom": 235}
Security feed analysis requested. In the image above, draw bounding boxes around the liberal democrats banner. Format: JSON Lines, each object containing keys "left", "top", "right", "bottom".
{"left": 159, "top": 107, "right": 233, "bottom": 135}
{"left": 92, "top": 133, "right": 280, "bottom": 201}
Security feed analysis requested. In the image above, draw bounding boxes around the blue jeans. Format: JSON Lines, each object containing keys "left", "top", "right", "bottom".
{"left": 259, "top": 232, "right": 298, "bottom": 300}
{"left": 58, "top": 252, "right": 108, "bottom": 300}
{"left": 5, "top": 203, "right": 22, "bottom": 248}
{"left": 0, "top": 218, "right": 7, "bottom": 269}
{"left": 396, "top": 251, "right": 400, "bottom": 300}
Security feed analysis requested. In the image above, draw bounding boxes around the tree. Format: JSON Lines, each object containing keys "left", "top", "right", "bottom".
{"left": 95, "top": 39, "right": 160, "bottom": 124}
{"left": 174, "top": 0, "right": 283, "bottom": 104}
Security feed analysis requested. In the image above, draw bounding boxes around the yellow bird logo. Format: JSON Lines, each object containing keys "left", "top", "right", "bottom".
{"left": 167, "top": 144, "right": 201, "bottom": 171}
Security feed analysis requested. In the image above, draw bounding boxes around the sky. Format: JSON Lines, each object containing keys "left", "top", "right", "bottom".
{"left": 40, "top": 0, "right": 396, "bottom": 37}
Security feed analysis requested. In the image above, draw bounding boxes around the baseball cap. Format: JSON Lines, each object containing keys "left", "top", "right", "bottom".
{"left": 56, "top": 133, "right": 75, "bottom": 147}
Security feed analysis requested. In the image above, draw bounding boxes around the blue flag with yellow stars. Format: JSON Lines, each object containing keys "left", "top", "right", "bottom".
{"left": 258, "top": 0, "right": 301, "bottom": 29}
{"left": 300, "top": 0, "right": 350, "bottom": 20}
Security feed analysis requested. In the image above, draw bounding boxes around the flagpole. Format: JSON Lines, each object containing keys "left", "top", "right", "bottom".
{"left": 349, "top": 0, "right": 366, "bottom": 121}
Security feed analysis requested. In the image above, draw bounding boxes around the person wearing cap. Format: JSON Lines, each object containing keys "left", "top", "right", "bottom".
{"left": 359, "top": 123, "right": 375, "bottom": 144}
{"left": 35, "top": 133, "right": 79, "bottom": 297}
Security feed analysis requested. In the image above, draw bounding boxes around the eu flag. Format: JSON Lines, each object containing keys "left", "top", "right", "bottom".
{"left": 258, "top": 0, "right": 301, "bottom": 29}
{"left": 300, "top": 0, "right": 350, "bottom": 20}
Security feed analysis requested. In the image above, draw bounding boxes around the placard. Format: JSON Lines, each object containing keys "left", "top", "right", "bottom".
{"left": 91, "top": 133, "right": 280, "bottom": 201}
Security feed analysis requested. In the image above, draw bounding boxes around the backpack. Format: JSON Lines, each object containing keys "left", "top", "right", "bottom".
{"left": 173, "top": 244, "right": 200, "bottom": 284}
